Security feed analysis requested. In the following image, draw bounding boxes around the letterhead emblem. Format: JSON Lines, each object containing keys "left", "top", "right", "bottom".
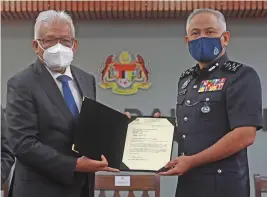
{"left": 99, "top": 51, "right": 152, "bottom": 95}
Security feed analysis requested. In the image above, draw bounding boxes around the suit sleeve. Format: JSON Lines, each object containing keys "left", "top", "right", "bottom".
{"left": 92, "top": 74, "right": 96, "bottom": 100}
{"left": 1, "top": 107, "right": 15, "bottom": 184}
{"left": 226, "top": 67, "right": 263, "bottom": 131}
{"left": 6, "top": 78, "right": 77, "bottom": 185}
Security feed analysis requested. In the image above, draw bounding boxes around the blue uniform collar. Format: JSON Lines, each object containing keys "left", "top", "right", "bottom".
{"left": 194, "top": 53, "right": 229, "bottom": 77}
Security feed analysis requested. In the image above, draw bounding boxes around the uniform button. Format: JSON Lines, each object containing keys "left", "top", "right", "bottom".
{"left": 193, "top": 85, "right": 198, "bottom": 89}
{"left": 182, "top": 135, "right": 186, "bottom": 139}
{"left": 181, "top": 152, "right": 185, "bottom": 155}
{"left": 217, "top": 169, "right": 222, "bottom": 174}
{"left": 186, "top": 100, "right": 191, "bottom": 104}
{"left": 215, "top": 63, "right": 219, "bottom": 66}
{"left": 206, "top": 98, "right": 209, "bottom": 101}
{"left": 184, "top": 117, "right": 188, "bottom": 121}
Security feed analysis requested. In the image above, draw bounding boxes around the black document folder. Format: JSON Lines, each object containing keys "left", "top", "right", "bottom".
{"left": 73, "top": 97, "right": 175, "bottom": 172}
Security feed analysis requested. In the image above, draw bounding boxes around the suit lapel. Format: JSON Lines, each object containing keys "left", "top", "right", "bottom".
{"left": 71, "top": 66, "right": 94, "bottom": 99}
{"left": 33, "top": 60, "right": 73, "bottom": 121}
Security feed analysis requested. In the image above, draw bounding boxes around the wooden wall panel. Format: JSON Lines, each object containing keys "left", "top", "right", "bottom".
{"left": 1, "top": 0, "right": 267, "bottom": 20}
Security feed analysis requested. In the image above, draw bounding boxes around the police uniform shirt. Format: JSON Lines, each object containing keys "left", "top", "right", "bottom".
{"left": 175, "top": 53, "right": 263, "bottom": 197}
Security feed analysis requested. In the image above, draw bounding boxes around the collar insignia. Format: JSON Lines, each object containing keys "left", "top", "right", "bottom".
{"left": 222, "top": 61, "right": 243, "bottom": 72}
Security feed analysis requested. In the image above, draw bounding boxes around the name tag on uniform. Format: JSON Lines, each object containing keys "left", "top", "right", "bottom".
{"left": 198, "top": 78, "right": 226, "bottom": 93}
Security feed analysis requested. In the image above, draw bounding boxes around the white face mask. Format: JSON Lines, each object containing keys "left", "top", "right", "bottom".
{"left": 38, "top": 42, "right": 74, "bottom": 71}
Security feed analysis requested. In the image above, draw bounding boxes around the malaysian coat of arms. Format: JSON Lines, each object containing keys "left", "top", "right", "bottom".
{"left": 99, "top": 51, "right": 152, "bottom": 95}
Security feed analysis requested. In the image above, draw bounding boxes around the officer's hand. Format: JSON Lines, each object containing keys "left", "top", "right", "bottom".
{"left": 157, "top": 156, "right": 194, "bottom": 176}
{"left": 153, "top": 112, "right": 160, "bottom": 117}
{"left": 76, "top": 155, "right": 120, "bottom": 173}
{"left": 124, "top": 112, "right": 131, "bottom": 119}
{"left": 124, "top": 112, "right": 161, "bottom": 119}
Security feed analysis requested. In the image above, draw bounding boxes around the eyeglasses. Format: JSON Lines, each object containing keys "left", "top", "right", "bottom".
{"left": 37, "top": 38, "right": 74, "bottom": 48}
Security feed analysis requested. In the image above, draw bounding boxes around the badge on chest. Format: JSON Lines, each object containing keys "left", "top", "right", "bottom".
{"left": 198, "top": 78, "right": 226, "bottom": 93}
{"left": 201, "top": 104, "right": 211, "bottom": 114}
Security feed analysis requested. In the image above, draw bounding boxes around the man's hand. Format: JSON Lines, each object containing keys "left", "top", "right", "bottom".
{"left": 124, "top": 112, "right": 131, "bottom": 119}
{"left": 75, "top": 155, "right": 119, "bottom": 173}
{"left": 124, "top": 112, "right": 161, "bottom": 118}
{"left": 158, "top": 155, "right": 195, "bottom": 176}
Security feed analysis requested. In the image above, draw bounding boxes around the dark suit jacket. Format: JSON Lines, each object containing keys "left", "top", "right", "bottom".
{"left": 1, "top": 107, "right": 15, "bottom": 185}
{"left": 6, "top": 60, "right": 96, "bottom": 197}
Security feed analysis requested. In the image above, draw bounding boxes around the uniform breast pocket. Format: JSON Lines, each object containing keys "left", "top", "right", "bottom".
{"left": 198, "top": 93, "right": 224, "bottom": 121}
{"left": 176, "top": 95, "right": 185, "bottom": 118}
{"left": 176, "top": 95, "right": 185, "bottom": 106}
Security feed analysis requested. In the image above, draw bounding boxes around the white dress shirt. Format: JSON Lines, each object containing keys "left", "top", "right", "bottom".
{"left": 45, "top": 66, "right": 82, "bottom": 112}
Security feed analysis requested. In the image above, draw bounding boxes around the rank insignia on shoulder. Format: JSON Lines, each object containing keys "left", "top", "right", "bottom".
{"left": 222, "top": 61, "right": 243, "bottom": 72}
{"left": 181, "top": 78, "right": 191, "bottom": 89}
{"left": 198, "top": 78, "right": 226, "bottom": 93}
{"left": 180, "top": 66, "right": 196, "bottom": 79}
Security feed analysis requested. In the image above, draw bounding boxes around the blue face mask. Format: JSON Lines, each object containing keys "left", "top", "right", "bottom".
{"left": 188, "top": 35, "right": 223, "bottom": 62}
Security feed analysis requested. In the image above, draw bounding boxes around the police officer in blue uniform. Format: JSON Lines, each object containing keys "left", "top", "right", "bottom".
{"left": 158, "top": 8, "right": 263, "bottom": 197}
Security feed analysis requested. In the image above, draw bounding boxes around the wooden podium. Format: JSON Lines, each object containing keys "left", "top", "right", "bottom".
{"left": 95, "top": 175, "right": 160, "bottom": 197}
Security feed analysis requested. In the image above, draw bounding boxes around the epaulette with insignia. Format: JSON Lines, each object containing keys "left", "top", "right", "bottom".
{"left": 222, "top": 61, "right": 243, "bottom": 72}
{"left": 180, "top": 66, "right": 196, "bottom": 79}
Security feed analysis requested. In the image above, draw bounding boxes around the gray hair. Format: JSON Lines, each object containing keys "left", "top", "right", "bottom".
{"left": 186, "top": 8, "right": 227, "bottom": 34}
{"left": 34, "top": 10, "right": 75, "bottom": 40}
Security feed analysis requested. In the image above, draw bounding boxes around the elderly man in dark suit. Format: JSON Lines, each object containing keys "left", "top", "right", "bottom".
{"left": 1, "top": 107, "right": 15, "bottom": 185}
{"left": 6, "top": 10, "right": 118, "bottom": 197}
